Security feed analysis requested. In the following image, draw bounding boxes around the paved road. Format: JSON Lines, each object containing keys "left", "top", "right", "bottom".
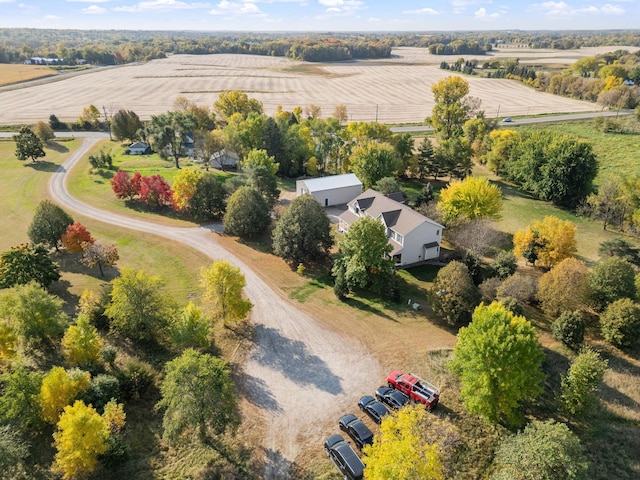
{"left": 46, "top": 136, "right": 383, "bottom": 479}
{"left": 390, "top": 109, "right": 635, "bottom": 133}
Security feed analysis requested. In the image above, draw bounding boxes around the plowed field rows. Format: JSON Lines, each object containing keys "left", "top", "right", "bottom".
{"left": 1, "top": 46, "right": 634, "bottom": 125}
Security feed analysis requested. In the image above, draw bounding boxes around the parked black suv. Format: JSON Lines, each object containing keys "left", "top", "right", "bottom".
{"left": 324, "top": 434, "right": 365, "bottom": 480}
{"left": 339, "top": 413, "right": 374, "bottom": 450}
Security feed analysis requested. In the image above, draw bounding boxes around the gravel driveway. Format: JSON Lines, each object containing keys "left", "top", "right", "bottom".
{"left": 50, "top": 137, "right": 383, "bottom": 478}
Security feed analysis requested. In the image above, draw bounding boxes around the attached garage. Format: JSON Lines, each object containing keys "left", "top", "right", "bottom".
{"left": 296, "top": 174, "right": 363, "bottom": 207}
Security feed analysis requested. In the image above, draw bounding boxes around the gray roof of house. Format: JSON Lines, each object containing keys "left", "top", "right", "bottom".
{"left": 341, "top": 189, "right": 444, "bottom": 236}
{"left": 300, "top": 173, "right": 362, "bottom": 192}
{"left": 129, "top": 142, "right": 148, "bottom": 149}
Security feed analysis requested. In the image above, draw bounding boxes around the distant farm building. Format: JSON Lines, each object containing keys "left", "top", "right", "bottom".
{"left": 296, "top": 174, "right": 363, "bottom": 207}
{"left": 128, "top": 142, "right": 150, "bottom": 155}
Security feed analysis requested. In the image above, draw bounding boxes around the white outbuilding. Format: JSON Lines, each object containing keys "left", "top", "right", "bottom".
{"left": 296, "top": 174, "right": 363, "bottom": 207}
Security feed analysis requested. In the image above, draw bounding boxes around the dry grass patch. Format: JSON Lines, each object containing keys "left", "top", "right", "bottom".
{"left": 0, "top": 63, "right": 57, "bottom": 86}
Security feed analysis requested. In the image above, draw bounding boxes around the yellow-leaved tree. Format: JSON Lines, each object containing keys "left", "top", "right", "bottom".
{"left": 171, "top": 168, "right": 203, "bottom": 212}
{"left": 39, "top": 366, "right": 90, "bottom": 424}
{"left": 437, "top": 176, "right": 503, "bottom": 222}
{"left": 513, "top": 216, "right": 577, "bottom": 269}
{"left": 52, "top": 400, "right": 109, "bottom": 479}
{"left": 0, "top": 321, "right": 17, "bottom": 367}
{"left": 200, "top": 261, "right": 252, "bottom": 329}
{"left": 62, "top": 315, "right": 104, "bottom": 368}
{"left": 363, "top": 405, "right": 444, "bottom": 480}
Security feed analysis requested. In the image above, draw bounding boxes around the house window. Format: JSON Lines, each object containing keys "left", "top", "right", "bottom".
{"left": 436, "top": 229, "right": 440, "bottom": 236}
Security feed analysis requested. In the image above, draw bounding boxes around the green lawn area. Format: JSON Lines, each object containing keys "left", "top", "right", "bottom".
{"left": 67, "top": 139, "right": 234, "bottom": 227}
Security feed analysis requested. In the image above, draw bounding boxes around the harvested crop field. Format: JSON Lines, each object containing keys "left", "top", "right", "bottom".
{"left": 0, "top": 63, "right": 58, "bottom": 87}
{"left": 0, "top": 46, "right": 628, "bottom": 125}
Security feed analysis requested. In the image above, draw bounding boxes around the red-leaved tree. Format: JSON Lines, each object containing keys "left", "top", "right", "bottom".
{"left": 111, "top": 170, "right": 141, "bottom": 199}
{"left": 139, "top": 175, "right": 173, "bottom": 208}
{"left": 61, "top": 222, "right": 95, "bottom": 253}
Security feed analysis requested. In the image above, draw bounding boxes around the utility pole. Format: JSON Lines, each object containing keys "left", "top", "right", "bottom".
{"left": 375, "top": 104, "right": 379, "bottom": 123}
{"left": 103, "top": 105, "right": 112, "bottom": 141}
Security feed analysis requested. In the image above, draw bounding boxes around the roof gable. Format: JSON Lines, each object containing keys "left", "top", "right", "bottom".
{"left": 347, "top": 189, "right": 443, "bottom": 235}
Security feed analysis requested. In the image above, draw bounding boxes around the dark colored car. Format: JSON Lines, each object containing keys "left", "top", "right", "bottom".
{"left": 324, "top": 434, "right": 365, "bottom": 480}
{"left": 375, "top": 385, "right": 410, "bottom": 410}
{"left": 339, "top": 413, "right": 374, "bottom": 450}
{"left": 358, "top": 395, "right": 389, "bottom": 424}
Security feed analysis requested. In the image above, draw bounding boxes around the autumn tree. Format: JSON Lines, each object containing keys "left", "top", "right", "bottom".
{"left": 349, "top": 141, "right": 398, "bottom": 189}
{"left": 110, "top": 170, "right": 141, "bottom": 199}
{"left": 332, "top": 104, "right": 348, "bottom": 124}
{"left": 0, "top": 425, "right": 29, "bottom": 476}
{"left": 80, "top": 242, "right": 119, "bottom": 277}
{"left": 34, "top": 120, "right": 55, "bottom": 143}
{"left": 39, "top": 367, "right": 91, "bottom": 424}
{"left": 488, "top": 251, "right": 517, "bottom": 279}
{"left": 272, "top": 194, "right": 333, "bottom": 265}
{"left": 450, "top": 302, "right": 545, "bottom": 425}
{"left": 560, "top": 348, "right": 608, "bottom": 417}
{"left": 586, "top": 176, "right": 628, "bottom": 230}
{"left": 139, "top": 174, "right": 173, "bottom": 208}
{"left": 332, "top": 216, "right": 394, "bottom": 295}
{"left": 157, "top": 349, "right": 237, "bottom": 443}
{"left": 513, "top": 216, "right": 577, "bottom": 269}
{"left": 429, "top": 261, "right": 481, "bottom": 326}
{"left": 485, "top": 129, "right": 517, "bottom": 174}
{"left": 438, "top": 176, "right": 502, "bottom": 222}
{"left": 28, "top": 200, "right": 74, "bottom": 251}
{"left": 110, "top": 109, "right": 143, "bottom": 142}
{"left": 52, "top": 400, "right": 109, "bottom": 480}
{"left": 589, "top": 256, "right": 636, "bottom": 311}
{"left": 435, "top": 135, "right": 473, "bottom": 179}
{"left": 62, "top": 315, "right": 104, "bottom": 368}
{"left": 189, "top": 173, "right": 227, "bottom": 220}
{"left": 146, "top": 111, "right": 197, "bottom": 168}
{"left": 200, "top": 261, "right": 252, "bottom": 329}
{"left": 223, "top": 186, "right": 270, "bottom": 238}
{"left": 13, "top": 125, "right": 45, "bottom": 162}
{"left": 0, "top": 282, "right": 68, "bottom": 347}
{"left": 491, "top": 420, "right": 589, "bottom": 480}
{"left": 171, "top": 168, "right": 203, "bottom": 212}
{"left": 410, "top": 137, "right": 435, "bottom": 180}
{"left": 363, "top": 405, "right": 444, "bottom": 480}
{"left": 105, "top": 267, "right": 174, "bottom": 343}
{"left": 214, "top": 90, "right": 263, "bottom": 120}
{"left": 374, "top": 176, "right": 403, "bottom": 196}
{"left": 0, "top": 243, "right": 60, "bottom": 288}
{"left": 170, "top": 301, "right": 210, "bottom": 350}
{"left": 79, "top": 104, "right": 101, "bottom": 129}
{"left": 61, "top": 222, "right": 95, "bottom": 254}
{"left": 537, "top": 258, "right": 590, "bottom": 317}
{"left": 600, "top": 298, "right": 640, "bottom": 347}
{"left": 428, "top": 76, "right": 478, "bottom": 139}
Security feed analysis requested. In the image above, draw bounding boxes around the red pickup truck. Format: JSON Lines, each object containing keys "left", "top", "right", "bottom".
{"left": 387, "top": 371, "right": 440, "bottom": 409}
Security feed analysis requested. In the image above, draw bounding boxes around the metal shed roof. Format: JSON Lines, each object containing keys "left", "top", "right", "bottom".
{"left": 301, "top": 173, "right": 362, "bottom": 193}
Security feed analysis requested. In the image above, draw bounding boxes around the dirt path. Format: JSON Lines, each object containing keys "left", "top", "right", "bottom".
{"left": 50, "top": 137, "right": 384, "bottom": 478}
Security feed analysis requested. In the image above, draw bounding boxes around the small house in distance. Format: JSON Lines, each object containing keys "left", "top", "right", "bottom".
{"left": 339, "top": 189, "right": 444, "bottom": 267}
{"left": 128, "top": 141, "right": 150, "bottom": 155}
{"left": 296, "top": 173, "right": 363, "bottom": 207}
{"left": 210, "top": 149, "right": 239, "bottom": 171}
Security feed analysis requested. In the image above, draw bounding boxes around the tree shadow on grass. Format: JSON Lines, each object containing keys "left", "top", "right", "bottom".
{"left": 24, "top": 160, "right": 59, "bottom": 172}
{"left": 250, "top": 324, "right": 343, "bottom": 395}
{"left": 261, "top": 447, "right": 292, "bottom": 480}
{"left": 341, "top": 296, "right": 396, "bottom": 321}
{"left": 46, "top": 141, "right": 69, "bottom": 153}
{"left": 239, "top": 374, "right": 282, "bottom": 413}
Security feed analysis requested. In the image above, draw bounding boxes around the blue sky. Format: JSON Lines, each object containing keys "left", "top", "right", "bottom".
{"left": 1, "top": 0, "right": 639, "bottom": 31}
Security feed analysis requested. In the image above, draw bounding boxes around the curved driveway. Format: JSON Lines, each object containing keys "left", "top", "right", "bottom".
{"left": 49, "top": 136, "right": 383, "bottom": 478}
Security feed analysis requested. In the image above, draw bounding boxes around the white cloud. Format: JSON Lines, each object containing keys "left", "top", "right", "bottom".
{"left": 0, "top": 0, "right": 15, "bottom": 3}
{"left": 209, "top": 0, "right": 266, "bottom": 15}
{"left": 403, "top": 7, "right": 439, "bottom": 14}
{"left": 114, "top": 0, "right": 210, "bottom": 13}
{"left": 475, "top": 6, "right": 500, "bottom": 19}
{"left": 317, "top": 0, "right": 364, "bottom": 16}
{"left": 601, "top": 3, "right": 625, "bottom": 14}
{"left": 530, "top": 1, "right": 625, "bottom": 16}
{"left": 43, "top": 14, "right": 63, "bottom": 21}
{"left": 82, "top": 4, "right": 107, "bottom": 13}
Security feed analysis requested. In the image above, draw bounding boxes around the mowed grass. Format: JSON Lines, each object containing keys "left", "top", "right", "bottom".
{"left": 66, "top": 139, "right": 234, "bottom": 227}
{"left": 0, "top": 63, "right": 58, "bottom": 86}
{"left": 0, "top": 137, "right": 208, "bottom": 311}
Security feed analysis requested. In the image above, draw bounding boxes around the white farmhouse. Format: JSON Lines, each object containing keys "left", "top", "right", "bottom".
{"left": 339, "top": 189, "right": 444, "bottom": 267}
{"left": 128, "top": 141, "right": 150, "bottom": 155}
{"left": 296, "top": 173, "right": 363, "bottom": 207}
